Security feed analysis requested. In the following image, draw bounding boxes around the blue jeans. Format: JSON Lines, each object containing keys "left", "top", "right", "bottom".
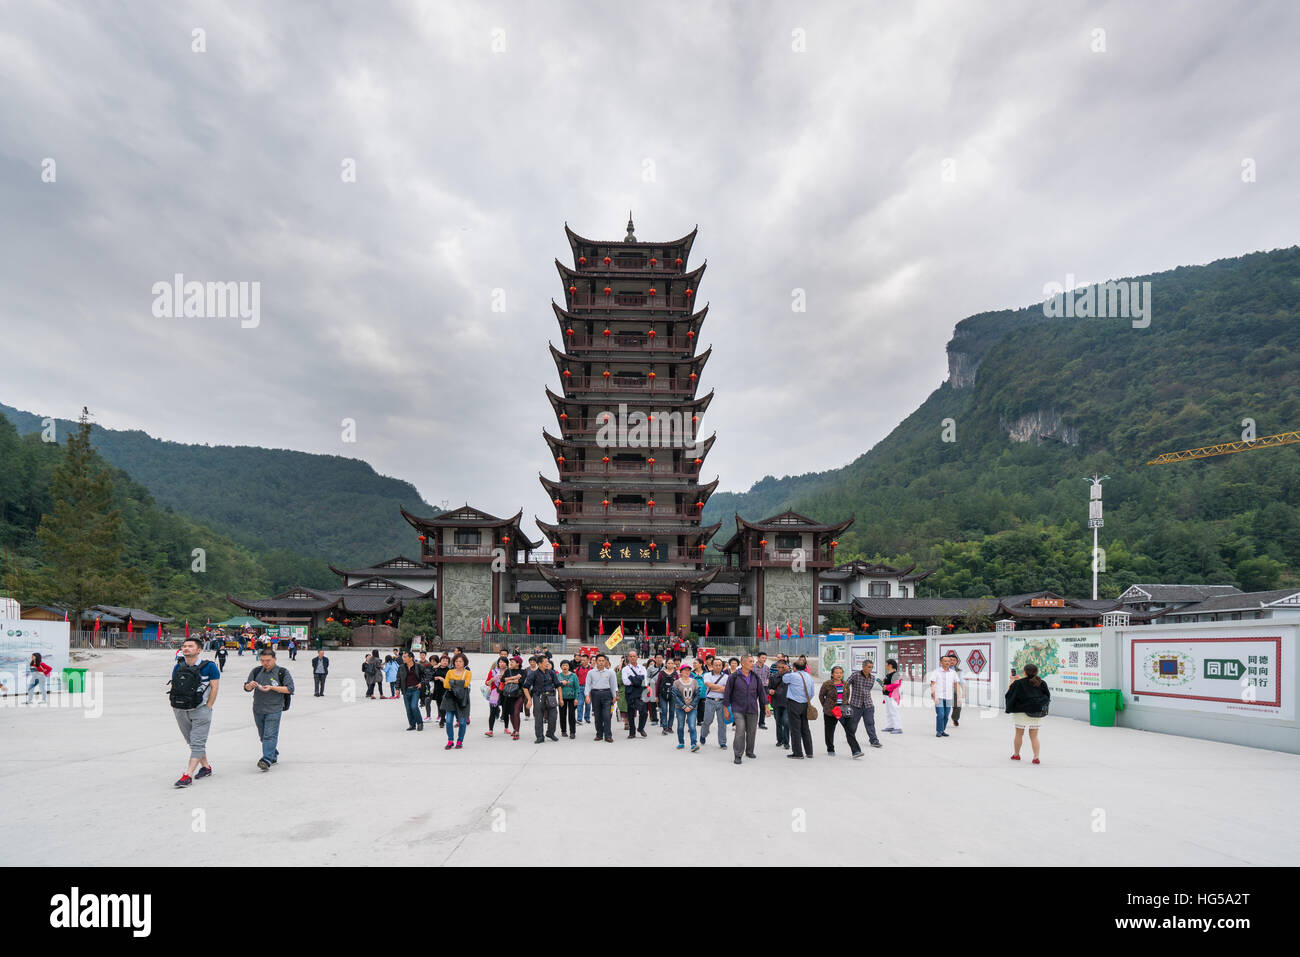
{"left": 773, "top": 704, "right": 789, "bottom": 746}
{"left": 403, "top": 687, "right": 423, "bottom": 727}
{"left": 935, "top": 698, "right": 953, "bottom": 734}
{"left": 446, "top": 710, "right": 468, "bottom": 743}
{"left": 661, "top": 698, "right": 675, "bottom": 730}
{"left": 702, "top": 698, "right": 727, "bottom": 746}
{"left": 578, "top": 690, "right": 591, "bottom": 722}
{"left": 254, "top": 710, "right": 282, "bottom": 763}
{"left": 675, "top": 706, "right": 698, "bottom": 747}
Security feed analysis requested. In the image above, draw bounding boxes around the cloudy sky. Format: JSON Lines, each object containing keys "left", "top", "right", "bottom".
{"left": 2, "top": 0, "right": 1297, "bottom": 536}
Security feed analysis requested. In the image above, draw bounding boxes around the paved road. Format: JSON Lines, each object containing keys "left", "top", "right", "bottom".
{"left": 2, "top": 649, "right": 1297, "bottom": 866}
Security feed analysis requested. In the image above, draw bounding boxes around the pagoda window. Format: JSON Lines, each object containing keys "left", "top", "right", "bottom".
{"left": 775, "top": 533, "right": 801, "bottom": 550}
{"left": 613, "top": 494, "right": 644, "bottom": 505}
{"left": 820, "top": 586, "right": 842, "bottom": 602}
{"left": 868, "top": 581, "right": 891, "bottom": 598}
{"left": 454, "top": 530, "right": 481, "bottom": 546}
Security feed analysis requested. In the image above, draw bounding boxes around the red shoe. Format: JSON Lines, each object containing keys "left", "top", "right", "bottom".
{"left": 511, "top": 732, "right": 519, "bottom": 740}
{"left": 454, "top": 741, "right": 463, "bottom": 749}
{"left": 1032, "top": 758, "right": 1040, "bottom": 764}
{"left": 484, "top": 731, "right": 493, "bottom": 737}
{"left": 444, "top": 742, "right": 454, "bottom": 750}
{"left": 1010, "top": 754, "right": 1021, "bottom": 760}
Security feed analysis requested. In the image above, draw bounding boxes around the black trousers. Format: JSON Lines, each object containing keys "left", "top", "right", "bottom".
{"left": 559, "top": 699, "right": 577, "bottom": 735}
{"left": 534, "top": 698, "right": 557, "bottom": 739}
{"left": 591, "top": 689, "right": 613, "bottom": 738}
{"left": 848, "top": 706, "right": 880, "bottom": 747}
{"left": 313, "top": 674, "right": 326, "bottom": 695}
{"left": 824, "top": 713, "right": 861, "bottom": 755}
{"left": 787, "top": 703, "right": 814, "bottom": 757}
{"left": 626, "top": 697, "right": 647, "bottom": 736}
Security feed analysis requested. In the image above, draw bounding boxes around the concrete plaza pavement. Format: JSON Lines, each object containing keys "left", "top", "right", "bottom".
{"left": 2, "top": 649, "right": 1298, "bottom": 866}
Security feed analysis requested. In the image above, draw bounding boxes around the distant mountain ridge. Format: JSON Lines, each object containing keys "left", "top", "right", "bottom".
{"left": 0, "top": 403, "right": 438, "bottom": 569}
{"left": 705, "top": 246, "right": 1300, "bottom": 597}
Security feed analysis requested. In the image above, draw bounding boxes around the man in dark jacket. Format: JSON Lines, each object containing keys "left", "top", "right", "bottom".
{"left": 523, "top": 656, "right": 560, "bottom": 743}
{"left": 768, "top": 659, "right": 791, "bottom": 749}
{"left": 311, "top": 649, "right": 330, "bottom": 696}
{"left": 722, "top": 654, "right": 769, "bottom": 764}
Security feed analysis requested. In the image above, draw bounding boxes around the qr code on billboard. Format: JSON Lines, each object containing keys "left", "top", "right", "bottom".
{"left": 1068, "top": 651, "right": 1079, "bottom": 666}
{"left": 1085, "top": 651, "right": 1099, "bottom": 668}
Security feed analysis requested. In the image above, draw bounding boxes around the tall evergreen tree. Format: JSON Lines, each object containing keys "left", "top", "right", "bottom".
{"left": 34, "top": 408, "right": 143, "bottom": 630}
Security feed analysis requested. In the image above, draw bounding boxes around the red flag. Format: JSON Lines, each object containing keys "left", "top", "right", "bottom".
{"left": 128, "top": 618, "right": 133, "bottom": 635}
{"left": 598, "top": 616, "right": 604, "bottom": 636}
{"left": 798, "top": 617, "right": 803, "bottom": 638}
{"left": 526, "top": 616, "right": 531, "bottom": 636}
{"left": 185, "top": 620, "right": 190, "bottom": 639}
{"left": 785, "top": 621, "right": 791, "bottom": 638}
{"left": 558, "top": 612, "right": 564, "bottom": 635}
{"left": 665, "top": 616, "right": 670, "bottom": 637}
{"left": 704, "top": 619, "right": 710, "bottom": 638}
{"left": 481, "top": 617, "right": 486, "bottom": 636}
{"left": 492, "top": 616, "right": 499, "bottom": 632}
{"left": 64, "top": 609, "right": 69, "bottom": 622}
{"left": 93, "top": 616, "right": 100, "bottom": 633}
{"left": 506, "top": 616, "right": 511, "bottom": 635}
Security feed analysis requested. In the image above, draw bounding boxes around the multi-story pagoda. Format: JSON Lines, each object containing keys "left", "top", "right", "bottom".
{"left": 537, "top": 216, "right": 722, "bottom": 641}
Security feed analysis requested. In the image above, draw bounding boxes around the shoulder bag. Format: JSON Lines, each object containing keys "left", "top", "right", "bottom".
{"left": 802, "top": 674, "right": 818, "bottom": 720}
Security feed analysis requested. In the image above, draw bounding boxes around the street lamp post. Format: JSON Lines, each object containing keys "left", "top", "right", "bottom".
{"left": 1085, "top": 474, "right": 1109, "bottom": 601}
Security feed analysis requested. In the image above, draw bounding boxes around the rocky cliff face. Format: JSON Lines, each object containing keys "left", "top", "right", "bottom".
{"left": 1001, "top": 408, "right": 1079, "bottom": 446}
{"left": 948, "top": 349, "right": 979, "bottom": 389}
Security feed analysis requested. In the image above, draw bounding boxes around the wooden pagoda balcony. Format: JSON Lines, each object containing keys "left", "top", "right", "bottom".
{"left": 748, "top": 546, "right": 837, "bottom": 567}
{"left": 562, "top": 376, "right": 698, "bottom": 395}
{"left": 575, "top": 257, "right": 684, "bottom": 272}
{"left": 555, "top": 503, "right": 702, "bottom": 520}
{"left": 569, "top": 292, "right": 692, "bottom": 311}
{"left": 564, "top": 334, "right": 695, "bottom": 352}
{"left": 557, "top": 460, "right": 704, "bottom": 479}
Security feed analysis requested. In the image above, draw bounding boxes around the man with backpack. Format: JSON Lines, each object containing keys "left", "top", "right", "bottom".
{"left": 170, "top": 636, "right": 222, "bottom": 788}
{"left": 243, "top": 648, "right": 294, "bottom": 770}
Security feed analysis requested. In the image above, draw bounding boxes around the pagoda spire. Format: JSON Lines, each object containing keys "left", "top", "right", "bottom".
{"left": 625, "top": 211, "right": 636, "bottom": 242}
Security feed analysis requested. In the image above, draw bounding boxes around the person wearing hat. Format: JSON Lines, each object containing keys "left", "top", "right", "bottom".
{"left": 927, "top": 652, "right": 963, "bottom": 738}
{"left": 669, "top": 664, "right": 701, "bottom": 751}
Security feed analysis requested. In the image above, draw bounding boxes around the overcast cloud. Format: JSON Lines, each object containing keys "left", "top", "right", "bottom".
{"left": 2, "top": 0, "right": 1297, "bottom": 539}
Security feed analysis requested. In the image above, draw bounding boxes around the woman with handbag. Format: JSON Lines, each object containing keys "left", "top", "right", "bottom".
{"left": 442, "top": 653, "right": 473, "bottom": 750}
{"left": 497, "top": 656, "right": 526, "bottom": 740}
{"left": 880, "top": 659, "right": 903, "bottom": 733}
{"left": 1005, "top": 663, "right": 1051, "bottom": 764}
{"left": 781, "top": 660, "right": 817, "bottom": 759}
{"left": 484, "top": 655, "right": 507, "bottom": 737}
{"left": 818, "top": 665, "right": 859, "bottom": 757}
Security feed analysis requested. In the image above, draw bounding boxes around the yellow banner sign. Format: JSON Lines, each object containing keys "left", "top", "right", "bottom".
{"left": 604, "top": 624, "right": 624, "bottom": 650}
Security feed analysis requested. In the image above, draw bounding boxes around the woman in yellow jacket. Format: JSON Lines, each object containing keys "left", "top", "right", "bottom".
{"left": 442, "top": 653, "right": 473, "bottom": 750}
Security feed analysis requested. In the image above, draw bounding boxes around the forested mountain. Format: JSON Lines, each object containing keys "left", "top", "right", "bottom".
{"left": 0, "top": 404, "right": 436, "bottom": 569}
{"left": 705, "top": 247, "right": 1300, "bottom": 598}
{"left": 0, "top": 410, "right": 335, "bottom": 621}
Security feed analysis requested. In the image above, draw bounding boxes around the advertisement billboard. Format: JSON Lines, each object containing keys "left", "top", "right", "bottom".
{"left": 1129, "top": 635, "right": 1291, "bottom": 719}
{"left": 1, "top": 619, "right": 71, "bottom": 691}
{"left": 1007, "top": 629, "right": 1101, "bottom": 699}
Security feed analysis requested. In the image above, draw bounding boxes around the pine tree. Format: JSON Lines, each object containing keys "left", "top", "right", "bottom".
{"left": 34, "top": 408, "right": 142, "bottom": 630}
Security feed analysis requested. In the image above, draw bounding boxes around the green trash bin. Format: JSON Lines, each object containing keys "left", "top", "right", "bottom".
{"left": 63, "top": 667, "right": 88, "bottom": 693}
{"left": 1088, "top": 688, "right": 1123, "bottom": 727}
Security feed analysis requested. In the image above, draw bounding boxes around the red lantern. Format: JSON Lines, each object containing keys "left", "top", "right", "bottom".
{"left": 830, "top": 540, "right": 838, "bottom": 548}
{"left": 648, "top": 540, "right": 657, "bottom": 549}
{"left": 568, "top": 285, "right": 576, "bottom": 294}
{"left": 903, "top": 622, "right": 912, "bottom": 630}
{"left": 685, "top": 288, "right": 694, "bottom": 297}
{"left": 656, "top": 592, "right": 673, "bottom": 602}
{"left": 695, "top": 500, "right": 704, "bottom": 508}
{"left": 565, "top": 327, "right": 574, "bottom": 336}
{"left": 501, "top": 535, "right": 509, "bottom": 543}
{"left": 601, "top": 499, "right": 610, "bottom": 508}
{"left": 635, "top": 592, "right": 652, "bottom": 602}
{"left": 698, "top": 543, "right": 706, "bottom": 550}
{"left": 648, "top": 371, "right": 656, "bottom": 379}
{"left": 647, "top": 414, "right": 654, "bottom": 422}
{"left": 559, "top": 412, "right": 568, "bottom": 420}
{"left": 601, "top": 455, "right": 610, "bottom": 463}
{"left": 647, "top": 328, "right": 656, "bottom": 337}
{"left": 551, "top": 541, "right": 560, "bottom": 548}
{"left": 602, "top": 328, "right": 611, "bottom": 337}
{"left": 586, "top": 592, "right": 603, "bottom": 602}
{"left": 691, "top": 415, "right": 698, "bottom": 423}
{"left": 343, "top": 618, "right": 350, "bottom": 625}
{"left": 554, "top": 498, "right": 562, "bottom": 506}
{"left": 1051, "top": 622, "right": 1061, "bottom": 629}
{"left": 649, "top": 257, "right": 658, "bottom": 266}
{"left": 602, "top": 370, "right": 610, "bottom": 378}
{"left": 647, "top": 500, "right": 656, "bottom": 508}
{"left": 688, "top": 372, "right": 697, "bottom": 380}
{"left": 674, "top": 257, "right": 682, "bottom": 267}
{"left": 611, "top": 592, "right": 627, "bottom": 604}
{"left": 647, "top": 457, "right": 655, "bottom": 465}
{"left": 556, "top": 455, "right": 566, "bottom": 464}
{"left": 946, "top": 623, "right": 955, "bottom": 629}
{"left": 648, "top": 288, "right": 656, "bottom": 297}
{"left": 602, "top": 540, "right": 611, "bottom": 549}
{"left": 326, "top": 616, "right": 334, "bottom": 623}
{"left": 385, "top": 618, "right": 393, "bottom": 626}
{"left": 578, "top": 256, "right": 587, "bottom": 265}
{"left": 759, "top": 539, "right": 768, "bottom": 547}
{"left": 603, "top": 256, "right": 611, "bottom": 266}
{"left": 417, "top": 534, "right": 426, "bottom": 542}
{"left": 693, "top": 457, "right": 702, "bottom": 465}
{"left": 562, "top": 369, "right": 571, "bottom": 377}
{"left": 687, "top": 330, "right": 695, "bottom": 338}
{"left": 602, "top": 414, "right": 610, "bottom": 423}
{"left": 603, "top": 286, "right": 612, "bottom": 296}
{"left": 369, "top": 618, "right": 376, "bottom": 625}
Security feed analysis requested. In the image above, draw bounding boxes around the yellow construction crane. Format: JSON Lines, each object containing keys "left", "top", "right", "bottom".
{"left": 1146, "top": 430, "right": 1300, "bottom": 465}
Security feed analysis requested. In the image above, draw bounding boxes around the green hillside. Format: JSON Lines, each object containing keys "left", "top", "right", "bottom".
{"left": 705, "top": 247, "right": 1300, "bottom": 598}
{"left": 0, "top": 404, "right": 436, "bottom": 569}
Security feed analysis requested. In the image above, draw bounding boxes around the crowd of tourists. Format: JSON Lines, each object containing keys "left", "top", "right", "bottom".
{"left": 161, "top": 636, "right": 1052, "bottom": 787}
